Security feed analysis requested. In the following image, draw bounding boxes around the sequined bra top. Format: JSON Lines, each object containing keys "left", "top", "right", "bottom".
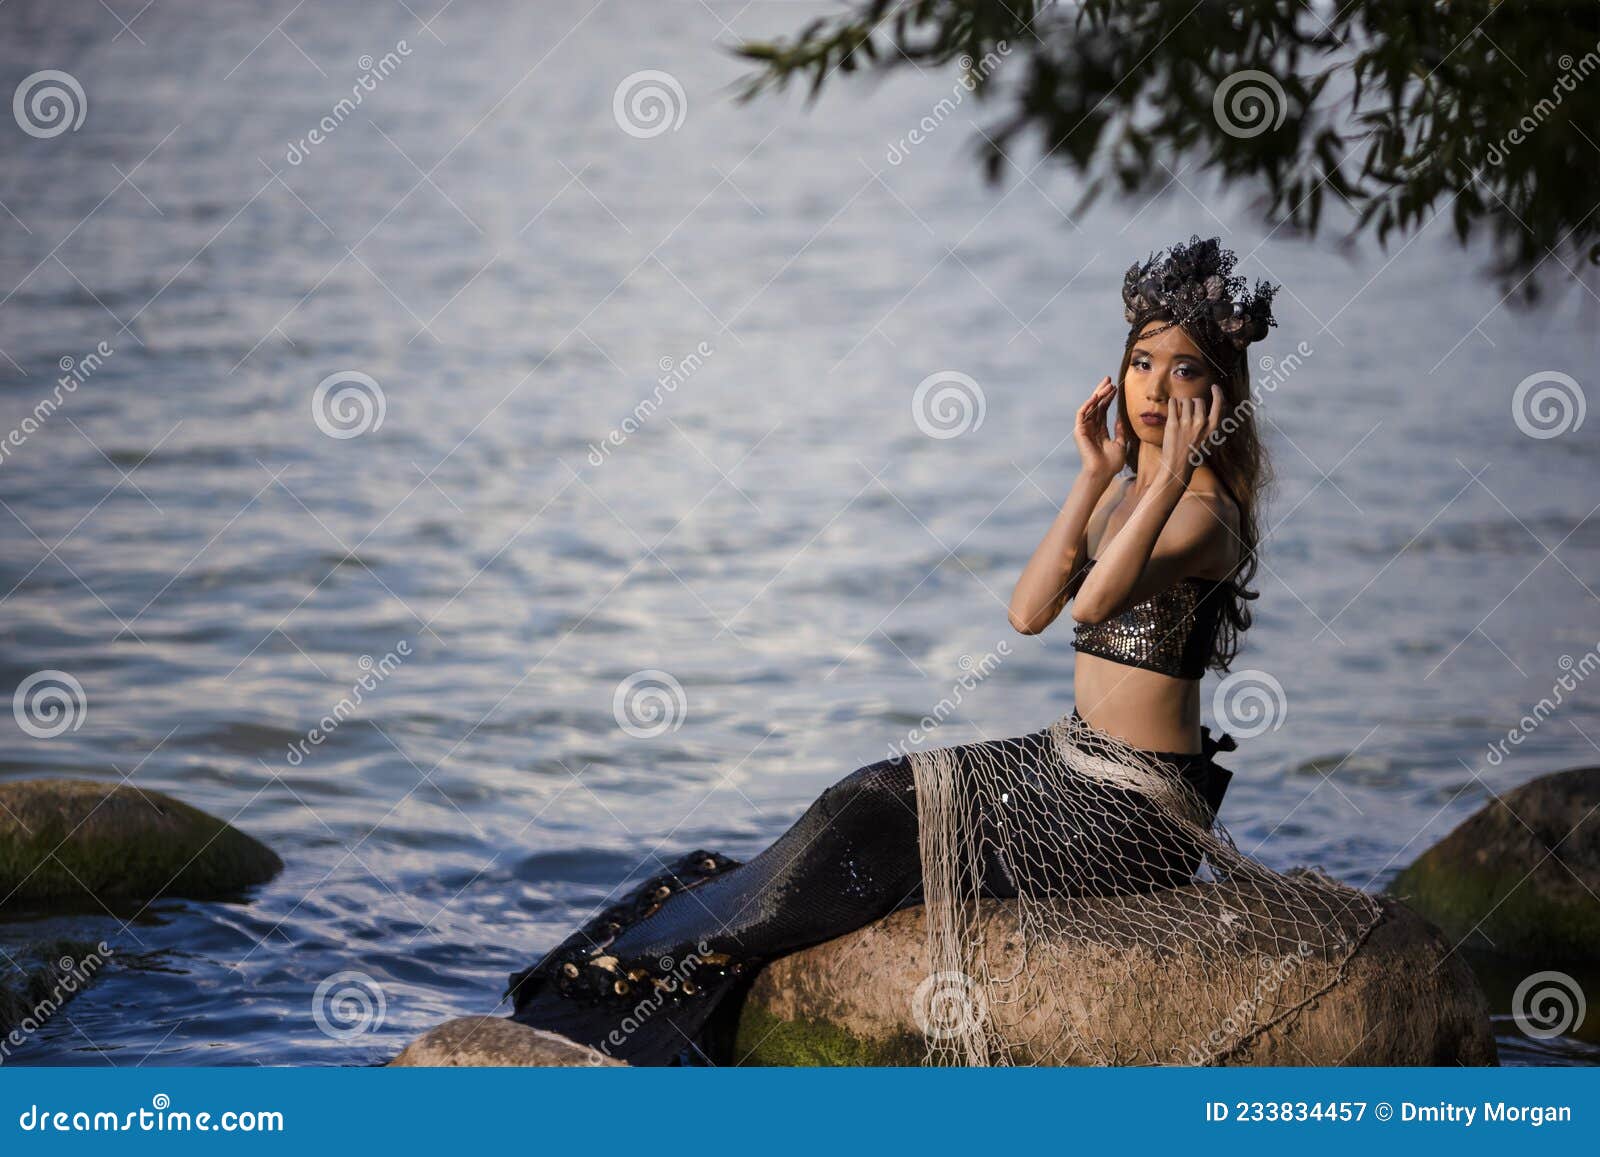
{"left": 1071, "top": 559, "right": 1228, "bottom": 680}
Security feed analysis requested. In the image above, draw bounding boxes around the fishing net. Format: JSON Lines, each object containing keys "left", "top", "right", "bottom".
{"left": 908, "top": 709, "right": 1384, "bottom": 1066}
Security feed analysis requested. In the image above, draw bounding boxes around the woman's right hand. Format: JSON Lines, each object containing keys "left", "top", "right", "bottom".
{"left": 1074, "top": 376, "right": 1125, "bottom": 485}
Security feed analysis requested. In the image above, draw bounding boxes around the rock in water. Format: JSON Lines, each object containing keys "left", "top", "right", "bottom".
{"left": 390, "top": 1017, "right": 625, "bottom": 1067}
{"left": 0, "top": 779, "right": 282, "bottom": 908}
{"left": 1388, "top": 766, "right": 1600, "bottom": 961}
{"left": 0, "top": 939, "right": 110, "bottom": 1043}
{"left": 734, "top": 891, "right": 1496, "bottom": 1066}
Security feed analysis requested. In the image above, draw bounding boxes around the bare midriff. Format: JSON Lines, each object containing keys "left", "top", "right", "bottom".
{"left": 1072, "top": 650, "right": 1204, "bottom": 754}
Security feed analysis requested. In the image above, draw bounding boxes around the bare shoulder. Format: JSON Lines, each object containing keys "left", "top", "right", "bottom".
{"left": 1177, "top": 485, "right": 1239, "bottom": 526}
{"left": 1169, "top": 485, "right": 1242, "bottom": 574}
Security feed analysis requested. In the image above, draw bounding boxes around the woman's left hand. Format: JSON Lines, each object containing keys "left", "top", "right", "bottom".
{"left": 1159, "top": 384, "right": 1224, "bottom": 488}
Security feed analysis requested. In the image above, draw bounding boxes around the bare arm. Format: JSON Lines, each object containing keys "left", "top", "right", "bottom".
{"left": 1008, "top": 472, "right": 1123, "bottom": 634}
{"left": 1072, "top": 388, "right": 1235, "bottom": 624}
{"left": 1069, "top": 485, "right": 1236, "bottom": 623}
{"left": 1008, "top": 378, "right": 1126, "bottom": 635}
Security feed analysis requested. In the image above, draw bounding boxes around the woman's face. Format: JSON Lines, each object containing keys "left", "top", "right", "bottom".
{"left": 1121, "top": 321, "right": 1217, "bottom": 447}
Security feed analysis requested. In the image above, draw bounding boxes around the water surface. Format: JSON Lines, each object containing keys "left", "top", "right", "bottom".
{"left": 0, "top": 0, "right": 1596, "bottom": 1065}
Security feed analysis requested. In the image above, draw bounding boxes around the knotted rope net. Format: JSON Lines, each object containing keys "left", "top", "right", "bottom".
{"left": 908, "top": 710, "right": 1384, "bottom": 1066}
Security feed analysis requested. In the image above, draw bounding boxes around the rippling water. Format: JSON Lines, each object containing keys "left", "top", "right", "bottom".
{"left": 1, "top": 1, "right": 1596, "bottom": 1066}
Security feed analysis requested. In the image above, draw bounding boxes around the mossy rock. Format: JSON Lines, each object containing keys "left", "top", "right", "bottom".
{"left": 1387, "top": 766, "right": 1600, "bottom": 961}
{"left": 0, "top": 779, "right": 282, "bottom": 911}
{"left": 1, "top": 938, "right": 109, "bottom": 1042}
{"left": 734, "top": 889, "right": 1496, "bottom": 1066}
{"left": 733, "top": 1000, "right": 927, "bottom": 1066}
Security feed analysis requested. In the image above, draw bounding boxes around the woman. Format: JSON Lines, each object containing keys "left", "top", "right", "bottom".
{"left": 507, "top": 237, "right": 1379, "bottom": 1066}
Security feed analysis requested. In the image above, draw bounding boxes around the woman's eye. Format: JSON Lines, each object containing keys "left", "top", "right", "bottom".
{"left": 1174, "top": 364, "right": 1196, "bottom": 378}
{"left": 1132, "top": 359, "right": 1150, "bottom": 371}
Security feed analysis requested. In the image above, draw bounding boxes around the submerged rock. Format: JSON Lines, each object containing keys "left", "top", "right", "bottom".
{"left": 390, "top": 1016, "right": 624, "bottom": 1067}
{"left": 0, "top": 938, "right": 110, "bottom": 1045}
{"left": 0, "top": 779, "right": 282, "bottom": 909}
{"left": 1388, "top": 766, "right": 1600, "bottom": 961}
{"left": 734, "top": 890, "right": 1496, "bottom": 1066}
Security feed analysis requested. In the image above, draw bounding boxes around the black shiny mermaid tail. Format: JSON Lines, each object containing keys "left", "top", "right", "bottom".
{"left": 506, "top": 717, "right": 1235, "bottom": 1066}
{"left": 505, "top": 749, "right": 927, "bottom": 1065}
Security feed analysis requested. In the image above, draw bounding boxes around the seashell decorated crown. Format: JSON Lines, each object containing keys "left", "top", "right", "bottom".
{"left": 1122, "top": 235, "right": 1278, "bottom": 353}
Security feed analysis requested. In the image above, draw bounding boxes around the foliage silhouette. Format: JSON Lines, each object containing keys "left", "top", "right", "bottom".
{"left": 737, "top": 0, "right": 1600, "bottom": 296}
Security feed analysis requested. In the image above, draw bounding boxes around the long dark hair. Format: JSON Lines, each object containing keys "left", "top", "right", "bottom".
{"left": 1113, "top": 316, "right": 1269, "bottom": 673}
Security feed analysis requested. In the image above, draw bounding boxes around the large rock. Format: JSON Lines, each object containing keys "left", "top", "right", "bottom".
{"left": 1387, "top": 766, "right": 1600, "bottom": 961}
{"left": 0, "top": 779, "right": 282, "bottom": 909}
{"left": 734, "top": 890, "right": 1496, "bottom": 1066}
{"left": 390, "top": 1017, "right": 624, "bottom": 1067}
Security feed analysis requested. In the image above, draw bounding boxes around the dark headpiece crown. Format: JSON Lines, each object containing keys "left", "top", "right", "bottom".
{"left": 1122, "top": 236, "right": 1278, "bottom": 352}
